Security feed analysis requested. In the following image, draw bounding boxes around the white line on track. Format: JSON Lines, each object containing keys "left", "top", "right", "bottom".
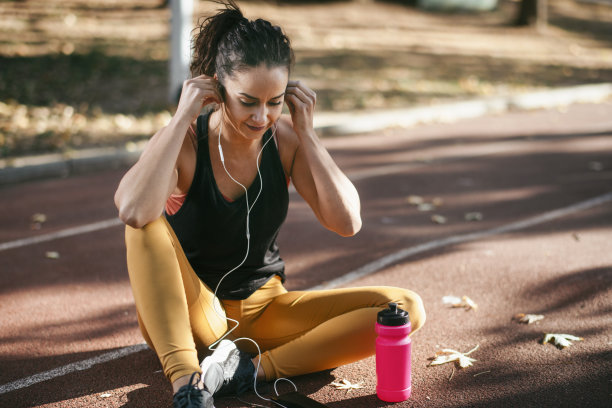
{"left": 0, "top": 344, "right": 148, "bottom": 395}
{"left": 0, "top": 139, "right": 522, "bottom": 253}
{"left": 0, "top": 218, "right": 123, "bottom": 252}
{"left": 1, "top": 190, "right": 611, "bottom": 395}
{"left": 310, "top": 191, "right": 612, "bottom": 290}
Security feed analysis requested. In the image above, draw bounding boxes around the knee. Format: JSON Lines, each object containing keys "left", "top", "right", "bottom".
{"left": 393, "top": 289, "right": 426, "bottom": 333}
{"left": 125, "top": 216, "right": 169, "bottom": 250}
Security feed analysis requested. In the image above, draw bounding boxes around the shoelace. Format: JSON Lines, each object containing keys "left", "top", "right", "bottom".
{"left": 173, "top": 372, "right": 204, "bottom": 407}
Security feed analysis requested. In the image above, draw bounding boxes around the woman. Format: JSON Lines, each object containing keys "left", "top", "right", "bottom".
{"left": 114, "top": 1, "right": 425, "bottom": 407}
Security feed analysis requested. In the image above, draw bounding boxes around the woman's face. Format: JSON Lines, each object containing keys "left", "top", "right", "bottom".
{"left": 221, "top": 64, "right": 289, "bottom": 140}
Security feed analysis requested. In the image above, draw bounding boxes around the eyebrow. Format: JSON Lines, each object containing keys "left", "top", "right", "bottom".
{"left": 239, "top": 92, "right": 285, "bottom": 101}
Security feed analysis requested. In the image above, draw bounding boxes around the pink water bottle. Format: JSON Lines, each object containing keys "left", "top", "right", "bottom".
{"left": 376, "top": 302, "right": 412, "bottom": 402}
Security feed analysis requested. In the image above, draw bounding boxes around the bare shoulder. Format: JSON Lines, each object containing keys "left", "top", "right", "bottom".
{"left": 276, "top": 115, "right": 299, "bottom": 147}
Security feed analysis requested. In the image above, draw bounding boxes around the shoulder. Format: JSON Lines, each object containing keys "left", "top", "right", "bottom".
{"left": 276, "top": 115, "right": 298, "bottom": 146}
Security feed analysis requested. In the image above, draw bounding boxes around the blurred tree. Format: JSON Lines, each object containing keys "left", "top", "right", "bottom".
{"left": 515, "top": 0, "right": 547, "bottom": 30}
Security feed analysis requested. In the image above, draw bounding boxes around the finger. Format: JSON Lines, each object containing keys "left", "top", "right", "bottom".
{"left": 287, "top": 80, "right": 316, "bottom": 101}
{"left": 286, "top": 85, "right": 315, "bottom": 107}
{"left": 185, "top": 78, "right": 221, "bottom": 102}
{"left": 192, "top": 73, "right": 215, "bottom": 81}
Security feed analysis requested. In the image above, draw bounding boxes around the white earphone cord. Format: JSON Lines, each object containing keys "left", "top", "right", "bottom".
{"left": 209, "top": 121, "right": 296, "bottom": 407}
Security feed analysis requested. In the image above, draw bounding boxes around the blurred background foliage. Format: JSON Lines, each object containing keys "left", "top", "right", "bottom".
{"left": 0, "top": 0, "right": 611, "bottom": 157}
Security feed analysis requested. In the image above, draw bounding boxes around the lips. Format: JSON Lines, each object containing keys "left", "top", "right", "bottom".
{"left": 246, "top": 124, "right": 266, "bottom": 132}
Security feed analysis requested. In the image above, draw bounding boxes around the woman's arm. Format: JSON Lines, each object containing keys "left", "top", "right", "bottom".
{"left": 114, "top": 75, "right": 220, "bottom": 228}
{"left": 284, "top": 80, "right": 362, "bottom": 237}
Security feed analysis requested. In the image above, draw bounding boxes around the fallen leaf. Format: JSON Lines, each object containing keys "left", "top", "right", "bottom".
{"left": 461, "top": 296, "right": 478, "bottom": 311}
{"left": 432, "top": 197, "right": 444, "bottom": 207}
{"left": 31, "top": 213, "right": 47, "bottom": 230}
{"left": 442, "top": 295, "right": 462, "bottom": 305}
{"left": 515, "top": 313, "right": 544, "bottom": 324}
{"left": 430, "top": 345, "right": 479, "bottom": 368}
{"left": 431, "top": 214, "right": 447, "bottom": 224}
{"left": 406, "top": 195, "right": 424, "bottom": 205}
{"left": 418, "top": 203, "right": 435, "bottom": 212}
{"left": 542, "top": 333, "right": 583, "bottom": 349}
{"left": 45, "top": 251, "right": 60, "bottom": 259}
{"left": 31, "top": 213, "right": 47, "bottom": 223}
{"left": 464, "top": 212, "right": 483, "bottom": 221}
{"left": 330, "top": 379, "right": 363, "bottom": 393}
{"left": 100, "top": 393, "right": 112, "bottom": 398}
{"left": 443, "top": 295, "right": 478, "bottom": 311}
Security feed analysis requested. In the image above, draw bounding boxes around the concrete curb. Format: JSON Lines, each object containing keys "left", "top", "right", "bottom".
{"left": 0, "top": 146, "right": 144, "bottom": 185}
{"left": 314, "top": 82, "right": 612, "bottom": 135}
{"left": 1, "top": 83, "right": 611, "bottom": 186}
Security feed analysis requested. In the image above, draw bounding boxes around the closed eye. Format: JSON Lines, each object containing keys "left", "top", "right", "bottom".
{"left": 240, "top": 100, "right": 282, "bottom": 107}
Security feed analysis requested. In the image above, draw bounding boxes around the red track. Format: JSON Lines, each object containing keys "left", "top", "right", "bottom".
{"left": 1, "top": 103, "right": 611, "bottom": 407}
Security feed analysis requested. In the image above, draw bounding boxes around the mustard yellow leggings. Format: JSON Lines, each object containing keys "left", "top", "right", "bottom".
{"left": 125, "top": 217, "right": 425, "bottom": 383}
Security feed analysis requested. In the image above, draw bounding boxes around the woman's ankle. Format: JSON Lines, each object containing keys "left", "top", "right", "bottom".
{"left": 251, "top": 356, "right": 266, "bottom": 380}
{"left": 172, "top": 373, "right": 198, "bottom": 394}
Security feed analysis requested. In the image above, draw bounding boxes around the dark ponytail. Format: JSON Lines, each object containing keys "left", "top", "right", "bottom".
{"left": 190, "top": 0, "right": 294, "bottom": 83}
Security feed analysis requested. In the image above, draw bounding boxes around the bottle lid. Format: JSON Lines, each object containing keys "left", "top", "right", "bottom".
{"left": 377, "top": 302, "right": 410, "bottom": 326}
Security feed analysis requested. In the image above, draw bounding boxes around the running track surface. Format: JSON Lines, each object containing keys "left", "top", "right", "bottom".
{"left": 1, "top": 103, "right": 611, "bottom": 407}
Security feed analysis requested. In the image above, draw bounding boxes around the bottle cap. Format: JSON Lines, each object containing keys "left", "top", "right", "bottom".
{"left": 377, "top": 302, "right": 410, "bottom": 326}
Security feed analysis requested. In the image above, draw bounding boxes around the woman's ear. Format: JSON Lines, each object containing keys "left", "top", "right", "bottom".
{"left": 214, "top": 74, "right": 226, "bottom": 102}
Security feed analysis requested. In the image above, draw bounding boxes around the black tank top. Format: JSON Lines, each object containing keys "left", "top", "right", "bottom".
{"left": 165, "top": 113, "right": 289, "bottom": 300}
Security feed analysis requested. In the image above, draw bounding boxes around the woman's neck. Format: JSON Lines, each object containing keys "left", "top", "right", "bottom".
{"left": 210, "top": 109, "right": 261, "bottom": 156}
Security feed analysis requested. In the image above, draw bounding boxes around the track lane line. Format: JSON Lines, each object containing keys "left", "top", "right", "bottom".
{"left": 0, "top": 344, "right": 148, "bottom": 395}
{"left": 310, "top": 191, "right": 612, "bottom": 290}
{"left": 0, "top": 218, "right": 123, "bottom": 252}
{"left": 1, "top": 190, "right": 611, "bottom": 395}
{"left": 0, "top": 138, "right": 536, "bottom": 253}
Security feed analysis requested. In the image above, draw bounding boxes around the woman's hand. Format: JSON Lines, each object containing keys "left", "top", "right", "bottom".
{"left": 175, "top": 74, "right": 222, "bottom": 124}
{"left": 285, "top": 80, "right": 316, "bottom": 136}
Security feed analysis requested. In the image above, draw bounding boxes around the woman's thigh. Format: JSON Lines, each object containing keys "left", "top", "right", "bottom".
{"left": 235, "top": 285, "right": 423, "bottom": 350}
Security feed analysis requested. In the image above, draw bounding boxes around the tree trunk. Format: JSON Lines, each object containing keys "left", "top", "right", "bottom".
{"left": 515, "top": 0, "right": 547, "bottom": 31}
{"left": 516, "top": 0, "right": 537, "bottom": 26}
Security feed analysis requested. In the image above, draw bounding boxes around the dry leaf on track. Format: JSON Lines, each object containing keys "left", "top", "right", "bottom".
{"left": 45, "top": 251, "right": 60, "bottom": 259}
{"left": 515, "top": 313, "right": 544, "bottom": 324}
{"left": 443, "top": 295, "right": 478, "bottom": 311}
{"left": 430, "top": 345, "right": 479, "bottom": 368}
{"left": 330, "top": 379, "right": 364, "bottom": 393}
{"left": 464, "top": 212, "right": 483, "bottom": 221}
{"left": 406, "top": 195, "right": 425, "bottom": 205}
{"left": 31, "top": 213, "right": 47, "bottom": 230}
{"left": 542, "top": 333, "right": 583, "bottom": 349}
{"left": 431, "top": 214, "right": 447, "bottom": 224}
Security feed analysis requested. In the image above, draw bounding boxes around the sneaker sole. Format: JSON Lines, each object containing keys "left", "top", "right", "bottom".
{"left": 200, "top": 339, "right": 236, "bottom": 378}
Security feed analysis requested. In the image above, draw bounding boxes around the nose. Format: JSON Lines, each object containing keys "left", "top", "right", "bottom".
{"left": 251, "top": 104, "right": 267, "bottom": 125}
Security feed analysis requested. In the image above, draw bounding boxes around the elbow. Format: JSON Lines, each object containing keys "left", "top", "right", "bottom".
{"left": 115, "top": 193, "right": 152, "bottom": 229}
{"left": 118, "top": 209, "right": 149, "bottom": 229}
{"left": 117, "top": 203, "right": 155, "bottom": 229}
{"left": 336, "top": 215, "right": 362, "bottom": 237}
